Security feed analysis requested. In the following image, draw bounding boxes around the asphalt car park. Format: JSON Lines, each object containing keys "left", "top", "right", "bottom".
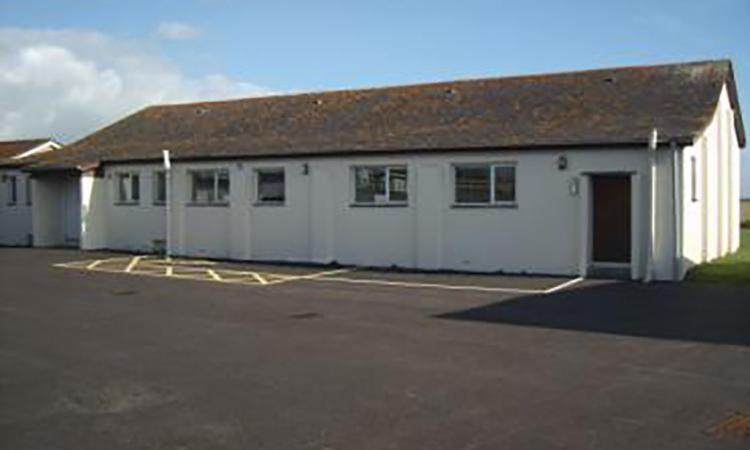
{"left": 1, "top": 247, "right": 749, "bottom": 450}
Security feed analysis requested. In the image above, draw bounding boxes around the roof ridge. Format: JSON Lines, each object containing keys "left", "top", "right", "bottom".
{"left": 148, "top": 59, "right": 731, "bottom": 110}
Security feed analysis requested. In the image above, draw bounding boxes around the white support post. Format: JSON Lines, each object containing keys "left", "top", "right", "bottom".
{"left": 645, "top": 128, "right": 658, "bottom": 283}
{"left": 163, "top": 150, "right": 172, "bottom": 260}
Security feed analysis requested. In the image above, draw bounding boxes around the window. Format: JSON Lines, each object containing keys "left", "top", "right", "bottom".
{"left": 353, "top": 165, "right": 408, "bottom": 205}
{"left": 25, "top": 176, "right": 32, "bottom": 206}
{"left": 190, "top": 169, "right": 230, "bottom": 204}
{"left": 153, "top": 171, "right": 166, "bottom": 204}
{"left": 116, "top": 172, "right": 140, "bottom": 204}
{"left": 690, "top": 156, "right": 698, "bottom": 202}
{"left": 454, "top": 164, "right": 516, "bottom": 205}
{"left": 256, "top": 168, "right": 285, "bottom": 204}
{"left": 6, "top": 175, "right": 17, "bottom": 205}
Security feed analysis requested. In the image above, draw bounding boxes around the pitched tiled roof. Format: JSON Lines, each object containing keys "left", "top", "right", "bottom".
{"left": 0, "top": 139, "right": 51, "bottom": 162}
{"left": 34, "top": 60, "right": 745, "bottom": 169}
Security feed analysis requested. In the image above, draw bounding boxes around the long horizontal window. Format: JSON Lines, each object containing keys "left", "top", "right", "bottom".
{"left": 255, "top": 168, "right": 285, "bottom": 204}
{"left": 454, "top": 164, "right": 516, "bottom": 205}
{"left": 190, "top": 169, "right": 229, "bottom": 204}
{"left": 353, "top": 165, "right": 408, "bottom": 205}
{"left": 116, "top": 172, "right": 140, "bottom": 204}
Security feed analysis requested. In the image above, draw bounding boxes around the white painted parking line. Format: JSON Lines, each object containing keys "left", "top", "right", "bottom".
{"left": 309, "top": 276, "right": 546, "bottom": 294}
{"left": 542, "top": 276, "right": 584, "bottom": 294}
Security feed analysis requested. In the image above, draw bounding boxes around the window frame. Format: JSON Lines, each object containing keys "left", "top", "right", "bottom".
{"left": 188, "top": 168, "right": 230, "bottom": 206}
{"left": 690, "top": 156, "right": 698, "bottom": 202}
{"left": 452, "top": 162, "right": 517, "bottom": 207}
{"left": 6, "top": 174, "right": 17, "bottom": 206}
{"left": 254, "top": 167, "right": 286, "bottom": 206}
{"left": 153, "top": 170, "right": 167, "bottom": 206}
{"left": 114, "top": 172, "right": 141, "bottom": 205}
{"left": 25, "top": 176, "right": 32, "bottom": 206}
{"left": 350, "top": 165, "right": 409, "bottom": 207}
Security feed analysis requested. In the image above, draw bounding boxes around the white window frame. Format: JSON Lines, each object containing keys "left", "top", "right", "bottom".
{"left": 189, "top": 168, "right": 230, "bottom": 206}
{"left": 452, "top": 162, "right": 517, "bottom": 206}
{"left": 351, "top": 165, "right": 409, "bottom": 206}
{"left": 6, "top": 174, "right": 17, "bottom": 206}
{"left": 153, "top": 170, "right": 167, "bottom": 205}
{"left": 115, "top": 172, "right": 140, "bottom": 205}
{"left": 254, "top": 167, "right": 286, "bottom": 205}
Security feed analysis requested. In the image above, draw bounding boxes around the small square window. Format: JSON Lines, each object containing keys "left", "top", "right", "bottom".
{"left": 256, "top": 168, "right": 285, "bottom": 204}
{"left": 190, "top": 169, "right": 230, "bottom": 205}
{"left": 116, "top": 172, "right": 140, "bottom": 204}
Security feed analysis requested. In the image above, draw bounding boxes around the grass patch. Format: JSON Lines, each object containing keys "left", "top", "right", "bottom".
{"left": 687, "top": 228, "right": 750, "bottom": 283}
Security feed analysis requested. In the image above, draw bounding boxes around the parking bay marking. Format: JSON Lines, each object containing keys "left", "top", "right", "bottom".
{"left": 55, "top": 257, "right": 583, "bottom": 294}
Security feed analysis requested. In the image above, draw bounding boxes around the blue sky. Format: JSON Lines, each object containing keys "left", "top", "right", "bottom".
{"left": 1, "top": 0, "right": 749, "bottom": 194}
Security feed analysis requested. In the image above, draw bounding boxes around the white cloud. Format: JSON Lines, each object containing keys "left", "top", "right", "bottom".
{"left": 157, "top": 22, "right": 202, "bottom": 40}
{"left": 0, "top": 27, "right": 271, "bottom": 142}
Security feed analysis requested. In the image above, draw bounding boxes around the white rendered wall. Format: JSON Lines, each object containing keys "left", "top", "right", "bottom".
{"left": 80, "top": 172, "right": 108, "bottom": 250}
{"left": 0, "top": 170, "right": 33, "bottom": 246}
{"left": 680, "top": 84, "right": 742, "bottom": 273}
{"left": 90, "top": 147, "right": 684, "bottom": 278}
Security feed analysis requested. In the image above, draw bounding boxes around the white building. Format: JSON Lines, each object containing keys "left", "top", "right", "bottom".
{"left": 23, "top": 60, "right": 745, "bottom": 280}
{"left": 0, "top": 139, "right": 63, "bottom": 246}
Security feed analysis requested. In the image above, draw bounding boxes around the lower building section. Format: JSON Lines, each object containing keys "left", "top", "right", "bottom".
{"left": 67, "top": 148, "right": 694, "bottom": 281}
{"left": 19, "top": 144, "right": 742, "bottom": 281}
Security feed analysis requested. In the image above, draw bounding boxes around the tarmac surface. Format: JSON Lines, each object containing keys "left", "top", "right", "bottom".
{"left": 1, "top": 247, "right": 749, "bottom": 449}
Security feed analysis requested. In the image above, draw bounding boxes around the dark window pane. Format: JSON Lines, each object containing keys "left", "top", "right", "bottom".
{"left": 131, "top": 174, "right": 140, "bottom": 201}
{"left": 192, "top": 171, "right": 215, "bottom": 203}
{"left": 117, "top": 174, "right": 128, "bottom": 202}
{"left": 455, "top": 166, "right": 490, "bottom": 203}
{"left": 9, "top": 176, "right": 17, "bottom": 204}
{"left": 216, "top": 170, "right": 230, "bottom": 202}
{"left": 388, "top": 167, "right": 408, "bottom": 202}
{"left": 154, "top": 172, "right": 166, "bottom": 203}
{"left": 494, "top": 166, "right": 515, "bottom": 202}
{"left": 26, "top": 177, "right": 32, "bottom": 205}
{"left": 355, "top": 167, "right": 386, "bottom": 203}
{"left": 257, "top": 169, "right": 284, "bottom": 202}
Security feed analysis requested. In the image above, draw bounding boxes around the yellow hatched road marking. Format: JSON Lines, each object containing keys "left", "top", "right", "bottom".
{"left": 250, "top": 272, "right": 268, "bottom": 285}
{"left": 124, "top": 256, "right": 143, "bottom": 273}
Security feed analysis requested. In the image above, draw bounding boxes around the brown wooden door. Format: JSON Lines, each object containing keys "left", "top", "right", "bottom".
{"left": 592, "top": 175, "right": 631, "bottom": 263}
